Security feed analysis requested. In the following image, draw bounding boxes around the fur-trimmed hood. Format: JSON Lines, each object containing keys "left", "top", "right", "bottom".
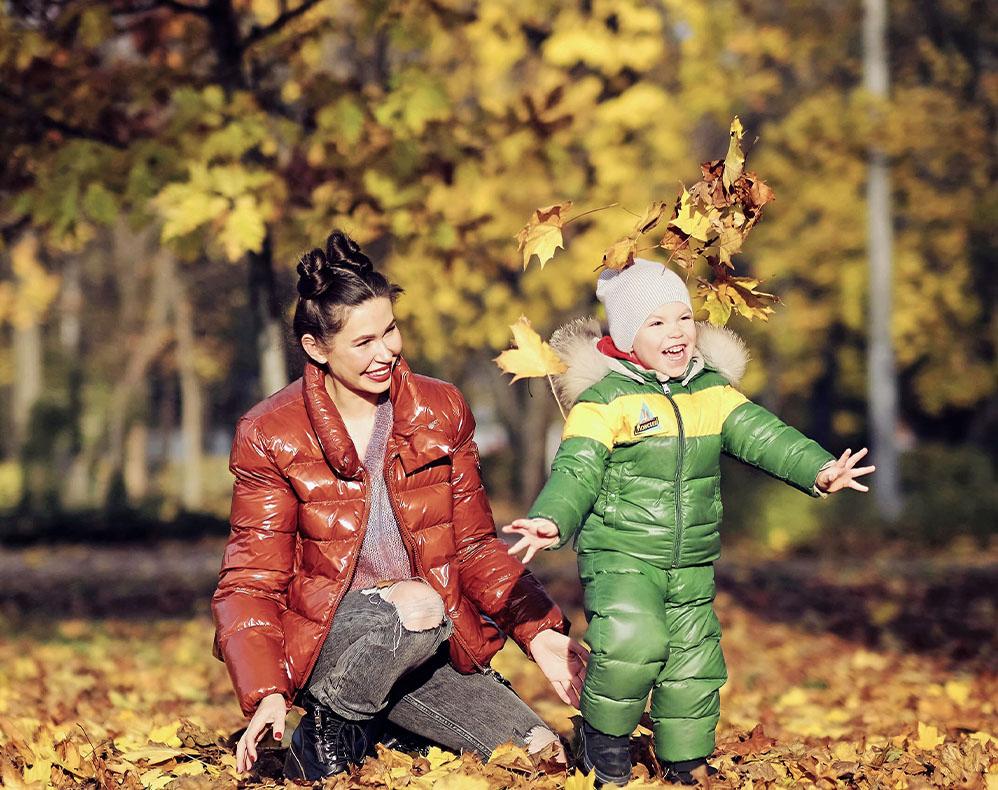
{"left": 549, "top": 317, "right": 750, "bottom": 409}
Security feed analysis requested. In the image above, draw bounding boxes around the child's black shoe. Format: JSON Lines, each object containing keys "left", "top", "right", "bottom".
{"left": 660, "top": 757, "right": 718, "bottom": 785}
{"left": 574, "top": 720, "right": 631, "bottom": 787}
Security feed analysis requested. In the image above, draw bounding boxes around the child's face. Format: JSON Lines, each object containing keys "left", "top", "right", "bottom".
{"left": 631, "top": 302, "right": 697, "bottom": 378}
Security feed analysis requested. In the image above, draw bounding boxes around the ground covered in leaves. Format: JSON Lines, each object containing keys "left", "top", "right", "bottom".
{"left": 0, "top": 537, "right": 995, "bottom": 789}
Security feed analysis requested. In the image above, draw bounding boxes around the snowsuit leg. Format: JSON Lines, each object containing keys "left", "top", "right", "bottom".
{"left": 577, "top": 552, "right": 670, "bottom": 737}
{"left": 650, "top": 563, "right": 726, "bottom": 762}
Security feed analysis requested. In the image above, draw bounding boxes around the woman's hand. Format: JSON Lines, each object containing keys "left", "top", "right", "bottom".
{"left": 236, "top": 692, "right": 287, "bottom": 774}
{"left": 502, "top": 518, "right": 559, "bottom": 563}
{"left": 528, "top": 629, "right": 589, "bottom": 708}
{"left": 816, "top": 447, "right": 876, "bottom": 494}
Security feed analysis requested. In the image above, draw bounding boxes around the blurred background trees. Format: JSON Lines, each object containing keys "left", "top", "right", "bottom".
{"left": 1, "top": 0, "right": 994, "bottom": 546}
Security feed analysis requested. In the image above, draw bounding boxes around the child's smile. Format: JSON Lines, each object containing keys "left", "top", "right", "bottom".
{"left": 632, "top": 302, "right": 698, "bottom": 378}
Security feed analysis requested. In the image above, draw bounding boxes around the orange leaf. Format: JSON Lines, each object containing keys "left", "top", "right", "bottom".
{"left": 601, "top": 235, "right": 638, "bottom": 271}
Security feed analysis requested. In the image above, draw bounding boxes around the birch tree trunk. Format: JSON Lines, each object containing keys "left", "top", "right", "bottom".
{"left": 172, "top": 264, "right": 205, "bottom": 511}
{"left": 864, "top": 0, "right": 904, "bottom": 521}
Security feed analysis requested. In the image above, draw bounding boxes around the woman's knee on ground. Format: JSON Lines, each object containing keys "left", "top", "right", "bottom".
{"left": 524, "top": 725, "right": 564, "bottom": 760}
{"left": 382, "top": 580, "right": 446, "bottom": 632}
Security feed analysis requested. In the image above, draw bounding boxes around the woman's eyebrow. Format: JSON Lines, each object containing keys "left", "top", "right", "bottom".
{"left": 352, "top": 320, "right": 396, "bottom": 343}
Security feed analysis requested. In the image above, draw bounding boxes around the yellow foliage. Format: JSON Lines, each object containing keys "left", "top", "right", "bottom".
{"left": 1, "top": 233, "right": 61, "bottom": 330}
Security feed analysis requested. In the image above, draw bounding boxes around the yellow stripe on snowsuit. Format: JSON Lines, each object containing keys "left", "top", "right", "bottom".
{"left": 562, "top": 401, "right": 619, "bottom": 450}
{"left": 671, "top": 386, "right": 749, "bottom": 438}
{"left": 562, "top": 386, "right": 749, "bottom": 448}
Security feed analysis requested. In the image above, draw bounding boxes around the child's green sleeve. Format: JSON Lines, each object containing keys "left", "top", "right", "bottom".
{"left": 720, "top": 392, "right": 836, "bottom": 497}
{"left": 527, "top": 400, "right": 614, "bottom": 549}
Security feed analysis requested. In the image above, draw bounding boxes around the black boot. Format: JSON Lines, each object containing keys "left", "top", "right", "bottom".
{"left": 661, "top": 757, "right": 717, "bottom": 786}
{"left": 283, "top": 691, "right": 377, "bottom": 781}
{"left": 574, "top": 720, "right": 631, "bottom": 788}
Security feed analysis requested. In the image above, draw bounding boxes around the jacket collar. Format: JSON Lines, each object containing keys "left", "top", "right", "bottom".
{"left": 583, "top": 333, "right": 706, "bottom": 390}
{"left": 303, "top": 356, "right": 451, "bottom": 479}
{"left": 546, "top": 316, "right": 750, "bottom": 409}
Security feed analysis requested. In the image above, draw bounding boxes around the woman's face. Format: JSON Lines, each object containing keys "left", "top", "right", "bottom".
{"left": 303, "top": 297, "right": 403, "bottom": 398}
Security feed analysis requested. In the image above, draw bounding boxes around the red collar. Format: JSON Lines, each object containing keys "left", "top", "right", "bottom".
{"left": 596, "top": 335, "right": 646, "bottom": 367}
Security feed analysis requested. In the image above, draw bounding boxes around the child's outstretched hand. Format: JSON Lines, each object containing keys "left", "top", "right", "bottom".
{"left": 816, "top": 447, "right": 876, "bottom": 493}
{"left": 502, "top": 517, "right": 559, "bottom": 563}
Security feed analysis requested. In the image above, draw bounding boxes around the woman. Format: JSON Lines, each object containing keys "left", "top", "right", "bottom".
{"left": 211, "top": 230, "right": 588, "bottom": 781}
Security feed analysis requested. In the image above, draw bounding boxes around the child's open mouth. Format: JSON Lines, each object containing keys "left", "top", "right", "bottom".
{"left": 663, "top": 344, "right": 686, "bottom": 362}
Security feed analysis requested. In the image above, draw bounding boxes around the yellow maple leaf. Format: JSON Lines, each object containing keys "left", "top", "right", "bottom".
{"left": 913, "top": 721, "right": 945, "bottom": 750}
{"left": 515, "top": 201, "right": 573, "bottom": 269}
{"left": 494, "top": 316, "right": 567, "bottom": 383}
{"left": 22, "top": 759, "right": 52, "bottom": 784}
{"left": 424, "top": 746, "right": 457, "bottom": 771}
{"left": 433, "top": 774, "right": 490, "bottom": 790}
{"left": 171, "top": 760, "right": 206, "bottom": 776}
{"left": 148, "top": 722, "right": 182, "bottom": 748}
{"left": 669, "top": 189, "right": 713, "bottom": 242}
{"left": 564, "top": 767, "right": 598, "bottom": 790}
{"left": 139, "top": 767, "right": 175, "bottom": 790}
{"left": 118, "top": 746, "right": 185, "bottom": 764}
{"left": 943, "top": 678, "right": 971, "bottom": 705}
{"left": 487, "top": 741, "right": 533, "bottom": 771}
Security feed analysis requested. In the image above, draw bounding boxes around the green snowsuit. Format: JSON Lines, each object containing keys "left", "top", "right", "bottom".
{"left": 528, "top": 320, "right": 834, "bottom": 762}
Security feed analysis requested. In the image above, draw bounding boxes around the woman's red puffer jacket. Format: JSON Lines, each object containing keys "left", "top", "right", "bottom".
{"left": 211, "top": 357, "right": 568, "bottom": 717}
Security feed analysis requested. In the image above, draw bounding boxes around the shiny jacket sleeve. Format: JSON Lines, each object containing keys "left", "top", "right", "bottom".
{"left": 447, "top": 390, "right": 570, "bottom": 658}
{"left": 721, "top": 392, "right": 836, "bottom": 496}
{"left": 211, "top": 416, "right": 298, "bottom": 717}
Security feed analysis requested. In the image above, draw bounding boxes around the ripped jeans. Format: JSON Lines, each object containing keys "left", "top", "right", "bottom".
{"left": 303, "top": 585, "right": 555, "bottom": 760}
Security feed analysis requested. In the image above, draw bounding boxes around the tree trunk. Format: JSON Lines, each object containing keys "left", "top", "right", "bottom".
{"left": 58, "top": 250, "right": 89, "bottom": 509}
{"left": 490, "top": 373, "right": 557, "bottom": 509}
{"left": 92, "top": 246, "right": 174, "bottom": 506}
{"left": 863, "top": 0, "right": 903, "bottom": 521}
{"left": 12, "top": 308, "right": 43, "bottom": 455}
{"left": 249, "top": 230, "right": 288, "bottom": 399}
{"left": 172, "top": 264, "right": 205, "bottom": 511}
{"left": 124, "top": 420, "right": 149, "bottom": 502}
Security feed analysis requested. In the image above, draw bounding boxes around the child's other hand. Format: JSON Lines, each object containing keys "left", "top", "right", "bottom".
{"left": 816, "top": 447, "right": 876, "bottom": 494}
{"left": 502, "top": 518, "right": 559, "bottom": 563}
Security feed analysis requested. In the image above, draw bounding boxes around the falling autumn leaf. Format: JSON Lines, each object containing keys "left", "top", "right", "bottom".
{"left": 669, "top": 189, "right": 714, "bottom": 242}
{"left": 600, "top": 201, "right": 668, "bottom": 271}
{"left": 632, "top": 201, "right": 669, "bottom": 235}
{"left": 722, "top": 116, "right": 745, "bottom": 193}
{"left": 602, "top": 235, "right": 639, "bottom": 270}
{"left": 515, "top": 201, "right": 574, "bottom": 270}
{"left": 494, "top": 316, "right": 567, "bottom": 383}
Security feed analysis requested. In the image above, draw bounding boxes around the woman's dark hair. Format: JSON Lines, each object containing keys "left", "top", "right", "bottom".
{"left": 292, "top": 230, "right": 403, "bottom": 348}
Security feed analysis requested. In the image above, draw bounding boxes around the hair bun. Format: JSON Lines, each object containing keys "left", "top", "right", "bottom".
{"left": 325, "top": 230, "right": 373, "bottom": 275}
{"left": 296, "top": 248, "right": 333, "bottom": 300}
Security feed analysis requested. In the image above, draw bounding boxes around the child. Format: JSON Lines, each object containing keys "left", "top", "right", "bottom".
{"left": 504, "top": 259, "right": 874, "bottom": 787}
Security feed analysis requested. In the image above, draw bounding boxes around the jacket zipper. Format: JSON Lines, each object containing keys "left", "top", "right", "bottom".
{"left": 296, "top": 469, "right": 374, "bottom": 696}
{"left": 384, "top": 451, "right": 488, "bottom": 673}
{"left": 662, "top": 382, "right": 686, "bottom": 568}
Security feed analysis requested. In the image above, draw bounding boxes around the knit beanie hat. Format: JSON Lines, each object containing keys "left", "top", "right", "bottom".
{"left": 596, "top": 258, "right": 693, "bottom": 352}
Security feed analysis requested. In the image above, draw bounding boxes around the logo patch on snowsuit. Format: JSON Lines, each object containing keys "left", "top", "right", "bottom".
{"left": 634, "top": 402, "right": 660, "bottom": 435}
